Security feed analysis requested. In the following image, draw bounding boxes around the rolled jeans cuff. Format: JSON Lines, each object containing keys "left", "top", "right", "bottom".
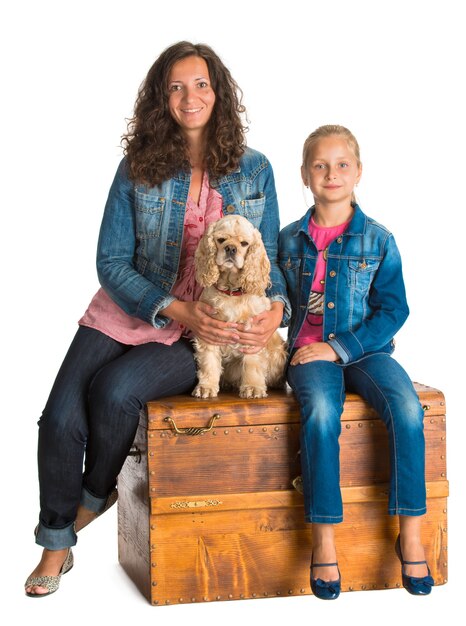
{"left": 35, "top": 521, "right": 77, "bottom": 550}
{"left": 80, "top": 485, "right": 108, "bottom": 514}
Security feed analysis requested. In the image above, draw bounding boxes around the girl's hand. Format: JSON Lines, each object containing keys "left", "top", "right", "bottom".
{"left": 161, "top": 300, "right": 240, "bottom": 345}
{"left": 290, "top": 342, "right": 339, "bottom": 366}
{"left": 235, "top": 302, "right": 284, "bottom": 354}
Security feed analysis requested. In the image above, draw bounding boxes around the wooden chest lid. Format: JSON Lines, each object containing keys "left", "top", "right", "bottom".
{"left": 143, "top": 382, "right": 445, "bottom": 431}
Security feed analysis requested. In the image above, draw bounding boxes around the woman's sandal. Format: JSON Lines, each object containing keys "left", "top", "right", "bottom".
{"left": 395, "top": 534, "right": 434, "bottom": 595}
{"left": 24, "top": 549, "right": 74, "bottom": 598}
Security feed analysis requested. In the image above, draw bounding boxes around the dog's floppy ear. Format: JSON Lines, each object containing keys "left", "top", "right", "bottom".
{"left": 239, "top": 228, "right": 271, "bottom": 295}
{"left": 195, "top": 222, "right": 220, "bottom": 287}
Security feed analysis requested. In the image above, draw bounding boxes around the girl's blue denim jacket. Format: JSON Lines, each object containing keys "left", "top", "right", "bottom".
{"left": 278, "top": 205, "right": 409, "bottom": 363}
{"left": 97, "top": 147, "right": 290, "bottom": 328}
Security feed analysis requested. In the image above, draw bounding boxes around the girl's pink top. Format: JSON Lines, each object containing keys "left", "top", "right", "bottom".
{"left": 295, "top": 216, "right": 350, "bottom": 347}
{"left": 79, "top": 173, "right": 223, "bottom": 345}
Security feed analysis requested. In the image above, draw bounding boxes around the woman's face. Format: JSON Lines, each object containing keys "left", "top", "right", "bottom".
{"left": 167, "top": 55, "right": 216, "bottom": 139}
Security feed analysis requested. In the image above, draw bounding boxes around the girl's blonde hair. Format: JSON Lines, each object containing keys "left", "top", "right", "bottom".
{"left": 302, "top": 124, "right": 361, "bottom": 203}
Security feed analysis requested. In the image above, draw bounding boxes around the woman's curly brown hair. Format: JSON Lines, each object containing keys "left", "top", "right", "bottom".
{"left": 122, "top": 41, "right": 247, "bottom": 186}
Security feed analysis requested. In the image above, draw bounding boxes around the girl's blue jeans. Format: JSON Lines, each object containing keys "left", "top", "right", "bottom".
{"left": 287, "top": 353, "right": 426, "bottom": 524}
{"left": 35, "top": 326, "right": 198, "bottom": 550}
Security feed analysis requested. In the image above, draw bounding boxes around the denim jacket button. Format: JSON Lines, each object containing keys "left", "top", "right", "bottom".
{"left": 329, "top": 270, "right": 336, "bottom": 278}
{"left": 327, "top": 302, "right": 335, "bottom": 309}
{"left": 226, "top": 204, "right": 235, "bottom": 213}
{"left": 328, "top": 333, "right": 336, "bottom": 339}
{"left": 337, "top": 237, "right": 343, "bottom": 244}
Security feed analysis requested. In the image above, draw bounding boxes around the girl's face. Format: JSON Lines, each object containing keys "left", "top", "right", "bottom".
{"left": 302, "top": 136, "right": 362, "bottom": 207}
{"left": 167, "top": 55, "right": 216, "bottom": 139}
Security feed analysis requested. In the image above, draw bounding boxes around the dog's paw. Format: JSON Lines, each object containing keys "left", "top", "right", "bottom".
{"left": 192, "top": 385, "right": 219, "bottom": 399}
{"left": 239, "top": 386, "right": 268, "bottom": 399}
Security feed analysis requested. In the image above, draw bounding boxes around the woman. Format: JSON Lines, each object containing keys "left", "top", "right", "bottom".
{"left": 25, "top": 41, "right": 290, "bottom": 597}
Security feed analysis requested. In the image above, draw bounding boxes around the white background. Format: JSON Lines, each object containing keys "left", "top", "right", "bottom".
{"left": 1, "top": 0, "right": 464, "bottom": 624}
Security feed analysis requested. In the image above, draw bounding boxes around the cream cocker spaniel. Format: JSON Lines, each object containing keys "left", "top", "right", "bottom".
{"left": 192, "top": 215, "right": 287, "bottom": 399}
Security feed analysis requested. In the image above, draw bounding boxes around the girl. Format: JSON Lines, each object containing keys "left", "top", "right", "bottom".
{"left": 25, "top": 41, "right": 289, "bottom": 597}
{"left": 279, "top": 125, "right": 433, "bottom": 600}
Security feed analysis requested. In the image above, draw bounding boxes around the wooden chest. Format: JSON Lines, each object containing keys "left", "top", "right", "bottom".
{"left": 117, "top": 383, "right": 448, "bottom": 605}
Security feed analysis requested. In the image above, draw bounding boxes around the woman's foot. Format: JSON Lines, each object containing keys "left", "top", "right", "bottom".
{"left": 25, "top": 548, "right": 71, "bottom": 596}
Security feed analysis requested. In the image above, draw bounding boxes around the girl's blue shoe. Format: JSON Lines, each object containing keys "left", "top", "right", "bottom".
{"left": 310, "top": 559, "right": 341, "bottom": 600}
{"left": 395, "top": 535, "right": 434, "bottom": 595}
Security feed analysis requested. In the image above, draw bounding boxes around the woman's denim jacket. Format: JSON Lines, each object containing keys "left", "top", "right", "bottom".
{"left": 97, "top": 147, "right": 291, "bottom": 328}
{"left": 278, "top": 205, "right": 409, "bottom": 363}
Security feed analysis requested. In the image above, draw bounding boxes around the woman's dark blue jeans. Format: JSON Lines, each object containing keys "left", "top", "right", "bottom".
{"left": 36, "top": 326, "right": 198, "bottom": 549}
{"left": 287, "top": 353, "right": 426, "bottom": 524}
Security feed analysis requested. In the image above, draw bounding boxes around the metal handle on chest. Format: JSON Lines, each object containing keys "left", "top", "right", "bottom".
{"left": 163, "top": 413, "right": 221, "bottom": 436}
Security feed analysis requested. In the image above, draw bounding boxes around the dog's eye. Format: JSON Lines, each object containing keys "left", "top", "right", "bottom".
{"left": 217, "top": 238, "right": 226, "bottom": 244}
{"left": 240, "top": 241, "right": 249, "bottom": 247}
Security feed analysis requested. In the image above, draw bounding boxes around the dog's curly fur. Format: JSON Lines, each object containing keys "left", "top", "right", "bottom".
{"left": 192, "top": 215, "right": 287, "bottom": 398}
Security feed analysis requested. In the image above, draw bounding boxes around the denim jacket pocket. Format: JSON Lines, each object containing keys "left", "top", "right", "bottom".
{"left": 135, "top": 191, "right": 166, "bottom": 239}
{"left": 348, "top": 259, "right": 380, "bottom": 294}
{"left": 240, "top": 194, "right": 265, "bottom": 227}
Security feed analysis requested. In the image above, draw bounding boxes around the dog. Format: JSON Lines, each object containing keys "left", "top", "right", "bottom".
{"left": 192, "top": 214, "right": 287, "bottom": 399}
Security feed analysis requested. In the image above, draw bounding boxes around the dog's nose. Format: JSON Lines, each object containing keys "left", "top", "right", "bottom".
{"left": 224, "top": 245, "right": 237, "bottom": 256}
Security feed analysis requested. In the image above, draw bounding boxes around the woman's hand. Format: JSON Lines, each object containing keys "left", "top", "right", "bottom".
{"left": 161, "top": 300, "right": 240, "bottom": 345}
{"left": 290, "top": 342, "right": 339, "bottom": 366}
{"left": 235, "top": 302, "right": 284, "bottom": 354}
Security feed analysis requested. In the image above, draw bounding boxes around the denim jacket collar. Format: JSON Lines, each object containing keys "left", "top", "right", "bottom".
{"left": 294, "top": 204, "right": 368, "bottom": 239}
{"left": 172, "top": 164, "right": 242, "bottom": 187}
